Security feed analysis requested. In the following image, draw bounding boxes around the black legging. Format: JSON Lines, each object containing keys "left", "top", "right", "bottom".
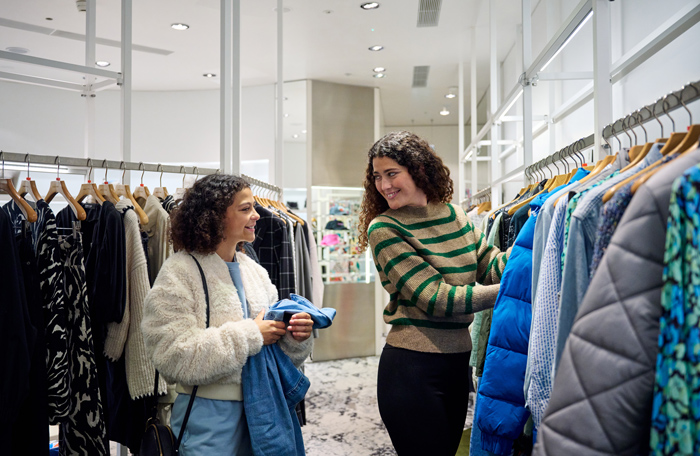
{"left": 377, "top": 344, "right": 472, "bottom": 456}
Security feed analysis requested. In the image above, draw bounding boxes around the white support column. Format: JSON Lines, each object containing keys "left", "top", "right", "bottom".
{"left": 121, "top": 0, "right": 132, "bottom": 181}
{"left": 593, "top": 0, "right": 612, "bottom": 161}
{"left": 522, "top": 0, "right": 533, "bottom": 174}
{"left": 471, "top": 27, "right": 478, "bottom": 197}
{"left": 546, "top": 0, "right": 560, "bottom": 160}
{"left": 458, "top": 59, "right": 465, "bottom": 203}
{"left": 220, "top": 0, "right": 241, "bottom": 175}
{"left": 489, "top": 0, "right": 501, "bottom": 205}
{"left": 275, "top": 0, "right": 284, "bottom": 188}
{"left": 84, "top": 0, "right": 96, "bottom": 160}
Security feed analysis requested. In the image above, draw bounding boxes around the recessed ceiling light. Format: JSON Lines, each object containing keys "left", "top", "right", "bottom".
{"left": 445, "top": 93, "right": 456, "bottom": 99}
{"left": 95, "top": 61, "right": 110, "bottom": 67}
{"left": 171, "top": 23, "right": 189, "bottom": 31}
{"left": 373, "top": 67, "right": 386, "bottom": 73}
{"left": 368, "top": 45, "right": 384, "bottom": 51}
{"left": 439, "top": 107, "right": 450, "bottom": 116}
{"left": 284, "top": 113, "right": 289, "bottom": 117}
{"left": 373, "top": 73, "right": 386, "bottom": 78}
{"left": 361, "top": 2, "right": 380, "bottom": 9}
{"left": 203, "top": 73, "right": 216, "bottom": 78}
{"left": 292, "top": 134, "right": 299, "bottom": 138}
{"left": 5, "top": 47, "right": 29, "bottom": 54}
{"left": 302, "top": 130, "right": 307, "bottom": 134}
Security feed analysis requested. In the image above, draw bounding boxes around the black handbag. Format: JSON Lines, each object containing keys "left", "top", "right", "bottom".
{"left": 139, "top": 254, "right": 210, "bottom": 456}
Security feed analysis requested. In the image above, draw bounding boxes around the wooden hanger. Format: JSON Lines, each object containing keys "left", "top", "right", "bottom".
{"left": 0, "top": 152, "right": 37, "bottom": 222}
{"left": 174, "top": 166, "right": 189, "bottom": 201}
{"left": 631, "top": 126, "right": 700, "bottom": 193}
{"left": 75, "top": 161, "right": 105, "bottom": 205}
{"left": 132, "top": 162, "right": 151, "bottom": 203}
{"left": 18, "top": 155, "right": 43, "bottom": 202}
{"left": 97, "top": 162, "right": 120, "bottom": 204}
{"left": 44, "top": 157, "right": 87, "bottom": 220}
{"left": 153, "top": 164, "right": 169, "bottom": 199}
{"left": 115, "top": 162, "right": 149, "bottom": 225}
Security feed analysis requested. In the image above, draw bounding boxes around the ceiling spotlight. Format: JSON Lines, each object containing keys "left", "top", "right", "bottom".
{"left": 95, "top": 61, "right": 110, "bottom": 67}
{"left": 373, "top": 67, "right": 386, "bottom": 73}
{"left": 171, "top": 23, "right": 189, "bottom": 30}
{"left": 368, "top": 45, "right": 384, "bottom": 51}
{"left": 439, "top": 107, "right": 450, "bottom": 116}
{"left": 203, "top": 73, "right": 216, "bottom": 78}
{"left": 373, "top": 73, "right": 386, "bottom": 78}
{"left": 445, "top": 87, "right": 457, "bottom": 99}
{"left": 284, "top": 113, "right": 289, "bottom": 117}
{"left": 361, "top": 2, "right": 380, "bottom": 9}
{"left": 445, "top": 93, "right": 456, "bottom": 99}
{"left": 301, "top": 130, "right": 307, "bottom": 134}
{"left": 292, "top": 134, "right": 299, "bottom": 139}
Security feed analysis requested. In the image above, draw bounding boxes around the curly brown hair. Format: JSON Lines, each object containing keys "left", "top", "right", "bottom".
{"left": 170, "top": 174, "right": 250, "bottom": 253}
{"left": 357, "top": 131, "right": 454, "bottom": 252}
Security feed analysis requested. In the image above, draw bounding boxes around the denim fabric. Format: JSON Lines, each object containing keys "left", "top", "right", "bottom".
{"left": 264, "top": 294, "right": 336, "bottom": 329}
{"left": 243, "top": 295, "right": 334, "bottom": 455}
{"left": 171, "top": 394, "right": 253, "bottom": 456}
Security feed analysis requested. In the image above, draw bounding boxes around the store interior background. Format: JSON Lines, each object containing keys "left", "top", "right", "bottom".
{"left": 2, "top": 0, "right": 700, "bottom": 357}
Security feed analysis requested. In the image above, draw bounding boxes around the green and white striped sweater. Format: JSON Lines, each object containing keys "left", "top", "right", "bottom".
{"left": 368, "top": 202, "right": 509, "bottom": 353}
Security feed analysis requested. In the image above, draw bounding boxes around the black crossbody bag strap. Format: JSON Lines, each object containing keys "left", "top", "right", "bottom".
{"left": 170, "top": 253, "right": 210, "bottom": 452}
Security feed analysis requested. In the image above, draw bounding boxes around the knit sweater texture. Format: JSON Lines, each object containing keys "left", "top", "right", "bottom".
{"left": 104, "top": 201, "right": 166, "bottom": 399}
{"left": 368, "top": 202, "right": 508, "bottom": 353}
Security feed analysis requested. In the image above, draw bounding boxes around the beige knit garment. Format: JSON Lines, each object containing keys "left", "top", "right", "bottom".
{"left": 143, "top": 195, "right": 173, "bottom": 283}
{"left": 104, "top": 200, "right": 167, "bottom": 399}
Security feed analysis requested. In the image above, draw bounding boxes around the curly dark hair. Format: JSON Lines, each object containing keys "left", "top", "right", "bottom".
{"left": 358, "top": 131, "right": 453, "bottom": 252}
{"left": 170, "top": 174, "right": 250, "bottom": 253}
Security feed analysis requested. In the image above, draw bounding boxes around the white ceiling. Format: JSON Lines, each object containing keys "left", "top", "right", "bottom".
{"left": 0, "top": 0, "right": 523, "bottom": 127}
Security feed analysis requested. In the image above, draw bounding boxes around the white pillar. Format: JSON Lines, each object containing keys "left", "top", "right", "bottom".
{"left": 546, "top": 0, "right": 561, "bottom": 162}
{"left": 471, "top": 27, "right": 478, "bottom": 197}
{"left": 522, "top": 0, "right": 533, "bottom": 174}
{"left": 593, "top": 0, "right": 612, "bottom": 161}
{"left": 489, "top": 0, "right": 501, "bottom": 205}
{"left": 221, "top": 0, "right": 241, "bottom": 175}
{"left": 84, "top": 0, "right": 96, "bottom": 160}
{"left": 275, "top": 0, "right": 284, "bottom": 188}
{"left": 121, "top": 0, "right": 132, "bottom": 182}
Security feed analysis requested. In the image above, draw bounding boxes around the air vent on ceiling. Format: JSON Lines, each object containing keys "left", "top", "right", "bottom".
{"left": 417, "top": 0, "right": 442, "bottom": 27}
{"left": 412, "top": 65, "right": 430, "bottom": 88}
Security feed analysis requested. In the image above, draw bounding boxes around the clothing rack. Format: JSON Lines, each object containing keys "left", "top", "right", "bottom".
{"left": 242, "top": 173, "right": 281, "bottom": 195}
{"left": 602, "top": 80, "right": 700, "bottom": 143}
{"left": 472, "top": 187, "right": 492, "bottom": 202}
{"left": 525, "top": 134, "right": 596, "bottom": 183}
{"left": 0, "top": 151, "right": 220, "bottom": 177}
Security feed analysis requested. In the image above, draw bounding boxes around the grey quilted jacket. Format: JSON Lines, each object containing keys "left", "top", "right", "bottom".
{"left": 533, "top": 147, "right": 700, "bottom": 456}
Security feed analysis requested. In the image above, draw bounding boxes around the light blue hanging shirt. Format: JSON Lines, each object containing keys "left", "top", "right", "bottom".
{"left": 226, "top": 257, "right": 250, "bottom": 319}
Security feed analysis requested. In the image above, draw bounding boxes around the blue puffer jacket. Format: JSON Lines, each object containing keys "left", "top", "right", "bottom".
{"left": 474, "top": 205, "right": 537, "bottom": 455}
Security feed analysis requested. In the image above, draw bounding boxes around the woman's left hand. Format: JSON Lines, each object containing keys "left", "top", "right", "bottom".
{"left": 288, "top": 312, "right": 313, "bottom": 341}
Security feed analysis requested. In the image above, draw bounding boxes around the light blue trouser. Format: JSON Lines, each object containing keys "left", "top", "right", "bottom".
{"left": 171, "top": 393, "right": 253, "bottom": 456}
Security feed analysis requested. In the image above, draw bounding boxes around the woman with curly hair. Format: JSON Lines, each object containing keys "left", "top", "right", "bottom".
{"left": 142, "top": 174, "right": 313, "bottom": 455}
{"left": 358, "top": 131, "right": 510, "bottom": 455}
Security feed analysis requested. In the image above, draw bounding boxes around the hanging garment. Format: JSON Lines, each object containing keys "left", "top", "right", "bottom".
{"left": 0, "top": 208, "right": 37, "bottom": 454}
{"left": 532, "top": 146, "right": 700, "bottom": 456}
{"left": 294, "top": 222, "right": 313, "bottom": 302}
{"left": 304, "top": 222, "right": 324, "bottom": 308}
{"left": 104, "top": 201, "right": 166, "bottom": 399}
{"left": 160, "top": 194, "right": 176, "bottom": 214}
{"left": 143, "top": 194, "right": 173, "bottom": 284}
{"left": 526, "top": 193, "right": 570, "bottom": 429}
{"left": 58, "top": 232, "right": 108, "bottom": 456}
{"left": 650, "top": 163, "right": 700, "bottom": 456}
{"left": 253, "top": 204, "right": 295, "bottom": 299}
{"left": 12, "top": 231, "right": 50, "bottom": 456}
{"left": 474, "top": 209, "right": 535, "bottom": 455}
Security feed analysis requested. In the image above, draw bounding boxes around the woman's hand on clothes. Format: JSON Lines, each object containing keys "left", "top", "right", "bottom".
{"left": 288, "top": 312, "right": 314, "bottom": 342}
{"left": 254, "top": 310, "right": 287, "bottom": 345}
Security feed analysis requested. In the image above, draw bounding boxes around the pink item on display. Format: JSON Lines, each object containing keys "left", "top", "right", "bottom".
{"left": 320, "top": 233, "right": 341, "bottom": 246}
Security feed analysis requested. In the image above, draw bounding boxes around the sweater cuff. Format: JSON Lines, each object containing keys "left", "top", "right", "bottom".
{"left": 234, "top": 319, "right": 264, "bottom": 358}
{"left": 471, "top": 284, "right": 500, "bottom": 313}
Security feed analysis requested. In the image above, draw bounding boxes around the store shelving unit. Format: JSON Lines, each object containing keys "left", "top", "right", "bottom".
{"left": 311, "top": 186, "right": 374, "bottom": 284}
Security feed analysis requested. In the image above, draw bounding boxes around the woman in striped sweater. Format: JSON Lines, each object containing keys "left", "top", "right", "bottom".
{"left": 358, "top": 131, "right": 510, "bottom": 456}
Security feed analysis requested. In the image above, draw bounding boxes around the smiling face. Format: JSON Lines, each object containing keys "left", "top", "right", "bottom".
{"left": 372, "top": 156, "right": 428, "bottom": 210}
{"left": 222, "top": 187, "right": 259, "bottom": 246}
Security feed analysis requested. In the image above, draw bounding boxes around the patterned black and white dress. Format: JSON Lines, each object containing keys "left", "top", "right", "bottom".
{"left": 58, "top": 232, "right": 108, "bottom": 455}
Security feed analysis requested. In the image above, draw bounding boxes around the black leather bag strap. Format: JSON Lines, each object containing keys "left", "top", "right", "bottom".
{"left": 172, "top": 253, "right": 210, "bottom": 452}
